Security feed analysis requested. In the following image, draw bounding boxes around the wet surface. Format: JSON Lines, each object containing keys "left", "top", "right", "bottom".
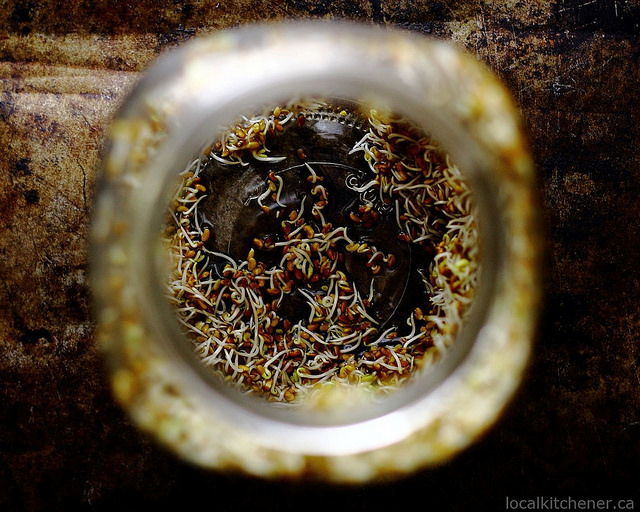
{"left": 1, "top": 0, "right": 639, "bottom": 510}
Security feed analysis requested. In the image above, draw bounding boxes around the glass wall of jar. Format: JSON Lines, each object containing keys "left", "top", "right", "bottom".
{"left": 91, "top": 21, "right": 541, "bottom": 482}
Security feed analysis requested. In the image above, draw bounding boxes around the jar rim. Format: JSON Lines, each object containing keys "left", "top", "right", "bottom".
{"left": 91, "top": 20, "right": 540, "bottom": 476}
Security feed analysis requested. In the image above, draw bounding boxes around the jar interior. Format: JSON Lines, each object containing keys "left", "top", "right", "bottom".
{"left": 156, "top": 96, "right": 491, "bottom": 424}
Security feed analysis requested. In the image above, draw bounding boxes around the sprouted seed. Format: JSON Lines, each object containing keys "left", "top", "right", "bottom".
{"left": 163, "top": 102, "right": 479, "bottom": 404}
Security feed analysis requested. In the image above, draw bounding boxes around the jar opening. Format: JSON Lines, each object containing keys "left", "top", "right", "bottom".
{"left": 149, "top": 95, "right": 499, "bottom": 427}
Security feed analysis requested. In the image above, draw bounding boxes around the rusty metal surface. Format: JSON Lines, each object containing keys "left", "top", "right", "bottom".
{"left": 1, "top": 1, "right": 639, "bottom": 509}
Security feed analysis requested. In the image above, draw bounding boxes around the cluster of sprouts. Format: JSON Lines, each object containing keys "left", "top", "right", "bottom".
{"left": 164, "top": 105, "right": 479, "bottom": 403}
{"left": 208, "top": 100, "right": 328, "bottom": 167}
{"left": 210, "top": 107, "right": 292, "bottom": 166}
{"left": 348, "top": 110, "right": 479, "bottom": 354}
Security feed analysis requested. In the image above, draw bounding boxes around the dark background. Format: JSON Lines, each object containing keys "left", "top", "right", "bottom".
{"left": 1, "top": 1, "right": 639, "bottom": 510}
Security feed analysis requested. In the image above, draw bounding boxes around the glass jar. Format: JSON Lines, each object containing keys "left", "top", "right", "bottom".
{"left": 90, "top": 21, "right": 540, "bottom": 482}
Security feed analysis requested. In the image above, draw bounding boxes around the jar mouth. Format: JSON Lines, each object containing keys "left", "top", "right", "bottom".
{"left": 92, "top": 21, "right": 537, "bottom": 462}
{"left": 135, "top": 93, "right": 502, "bottom": 442}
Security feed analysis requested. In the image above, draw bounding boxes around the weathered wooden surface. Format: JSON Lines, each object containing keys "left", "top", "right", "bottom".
{"left": 1, "top": 1, "right": 639, "bottom": 509}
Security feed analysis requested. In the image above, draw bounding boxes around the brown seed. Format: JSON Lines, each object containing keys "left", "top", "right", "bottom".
{"left": 282, "top": 280, "right": 294, "bottom": 293}
{"left": 303, "top": 225, "right": 315, "bottom": 238}
{"left": 387, "top": 253, "right": 397, "bottom": 269}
